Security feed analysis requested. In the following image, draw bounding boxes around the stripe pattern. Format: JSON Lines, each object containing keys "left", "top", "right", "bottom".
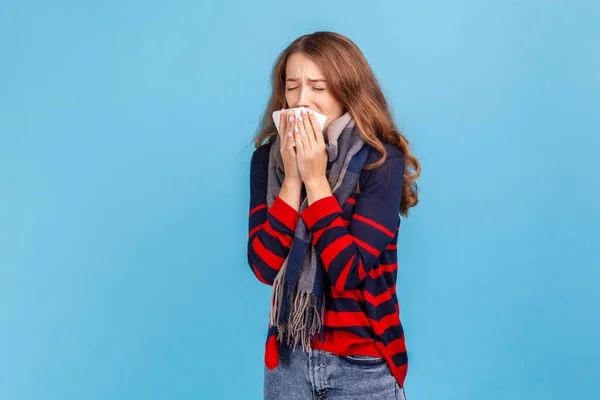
{"left": 247, "top": 141, "right": 408, "bottom": 387}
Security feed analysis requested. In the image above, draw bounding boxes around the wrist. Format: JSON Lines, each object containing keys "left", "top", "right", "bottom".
{"left": 305, "top": 177, "right": 332, "bottom": 205}
{"left": 304, "top": 176, "right": 329, "bottom": 190}
{"left": 282, "top": 178, "right": 303, "bottom": 191}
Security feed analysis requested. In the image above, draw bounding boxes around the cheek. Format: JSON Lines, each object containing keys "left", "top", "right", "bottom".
{"left": 321, "top": 99, "right": 344, "bottom": 120}
{"left": 323, "top": 95, "right": 342, "bottom": 112}
{"left": 285, "top": 90, "right": 300, "bottom": 108}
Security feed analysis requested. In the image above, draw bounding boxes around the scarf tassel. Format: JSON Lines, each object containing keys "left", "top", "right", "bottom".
{"left": 274, "top": 291, "right": 323, "bottom": 351}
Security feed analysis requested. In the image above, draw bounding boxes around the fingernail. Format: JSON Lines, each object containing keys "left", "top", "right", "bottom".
{"left": 289, "top": 115, "right": 293, "bottom": 122}
{"left": 288, "top": 131, "right": 291, "bottom": 137}
{"left": 295, "top": 126, "right": 299, "bottom": 133}
{"left": 308, "top": 109, "right": 313, "bottom": 115}
{"left": 298, "top": 116, "right": 303, "bottom": 122}
{"left": 301, "top": 109, "right": 307, "bottom": 115}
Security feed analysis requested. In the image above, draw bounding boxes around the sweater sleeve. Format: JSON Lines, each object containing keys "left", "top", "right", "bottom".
{"left": 247, "top": 146, "right": 299, "bottom": 286}
{"left": 299, "top": 152, "right": 404, "bottom": 291}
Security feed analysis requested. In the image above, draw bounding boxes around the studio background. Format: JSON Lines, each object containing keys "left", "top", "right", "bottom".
{"left": 1, "top": 1, "right": 598, "bottom": 399}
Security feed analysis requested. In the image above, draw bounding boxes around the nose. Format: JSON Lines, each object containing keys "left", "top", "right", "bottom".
{"left": 296, "top": 86, "right": 310, "bottom": 108}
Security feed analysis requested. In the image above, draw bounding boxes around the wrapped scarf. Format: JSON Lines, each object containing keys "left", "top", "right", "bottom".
{"left": 266, "top": 111, "right": 370, "bottom": 351}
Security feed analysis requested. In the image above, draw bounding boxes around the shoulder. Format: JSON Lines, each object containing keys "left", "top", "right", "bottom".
{"left": 250, "top": 142, "right": 273, "bottom": 176}
{"left": 251, "top": 141, "right": 273, "bottom": 162}
{"left": 366, "top": 143, "right": 405, "bottom": 170}
{"left": 358, "top": 143, "right": 405, "bottom": 188}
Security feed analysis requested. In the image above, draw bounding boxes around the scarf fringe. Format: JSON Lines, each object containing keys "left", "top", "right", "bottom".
{"left": 270, "top": 269, "right": 324, "bottom": 352}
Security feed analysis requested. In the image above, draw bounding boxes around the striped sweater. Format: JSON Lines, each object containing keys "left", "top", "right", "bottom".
{"left": 247, "top": 141, "right": 408, "bottom": 387}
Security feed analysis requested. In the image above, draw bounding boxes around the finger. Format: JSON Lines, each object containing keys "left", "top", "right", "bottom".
{"left": 283, "top": 110, "right": 295, "bottom": 150}
{"left": 306, "top": 110, "right": 324, "bottom": 144}
{"left": 299, "top": 110, "right": 316, "bottom": 147}
{"left": 287, "top": 110, "right": 296, "bottom": 148}
{"left": 293, "top": 114, "right": 305, "bottom": 155}
{"left": 297, "top": 112, "right": 312, "bottom": 151}
{"left": 286, "top": 129, "right": 295, "bottom": 152}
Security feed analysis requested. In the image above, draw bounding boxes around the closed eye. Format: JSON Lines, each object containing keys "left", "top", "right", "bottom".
{"left": 287, "top": 87, "right": 325, "bottom": 91}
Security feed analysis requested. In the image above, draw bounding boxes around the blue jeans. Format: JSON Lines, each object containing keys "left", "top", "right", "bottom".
{"left": 264, "top": 344, "right": 406, "bottom": 400}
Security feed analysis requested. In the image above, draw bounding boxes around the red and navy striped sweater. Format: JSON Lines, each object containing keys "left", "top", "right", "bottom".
{"left": 247, "top": 141, "right": 408, "bottom": 387}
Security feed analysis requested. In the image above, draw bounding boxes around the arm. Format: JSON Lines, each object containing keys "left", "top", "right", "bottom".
{"left": 247, "top": 147, "right": 302, "bottom": 286}
{"left": 300, "top": 152, "right": 404, "bottom": 291}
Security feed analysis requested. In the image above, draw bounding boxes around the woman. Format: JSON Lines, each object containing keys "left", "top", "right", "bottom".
{"left": 247, "top": 31, "right": 420, "bottom": 400}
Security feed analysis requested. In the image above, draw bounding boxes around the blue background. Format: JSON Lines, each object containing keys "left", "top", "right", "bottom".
{"left": 1, "top": 1, "right": 598, "bottom": 399}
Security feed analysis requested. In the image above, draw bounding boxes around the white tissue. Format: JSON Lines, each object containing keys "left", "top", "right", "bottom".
{"left": 272, "top": 107, "right": 328, "bottom": 135}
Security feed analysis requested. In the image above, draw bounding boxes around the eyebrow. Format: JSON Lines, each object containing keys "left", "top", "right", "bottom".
{"left": 286, "top": 78, "right": 327, "bottom": 83}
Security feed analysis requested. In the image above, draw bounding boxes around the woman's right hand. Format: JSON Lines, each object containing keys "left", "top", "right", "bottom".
{"left": 278, "top": 109, "right": 302, "bottom": 186}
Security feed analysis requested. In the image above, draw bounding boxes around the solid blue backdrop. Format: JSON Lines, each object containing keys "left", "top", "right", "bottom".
{"left": 1, "top": 1, "right": 598, "bottom": 399}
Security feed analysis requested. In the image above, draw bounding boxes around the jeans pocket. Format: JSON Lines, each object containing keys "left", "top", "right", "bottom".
{"left": 341, "top": 354, "right": 387, "bottom": 365}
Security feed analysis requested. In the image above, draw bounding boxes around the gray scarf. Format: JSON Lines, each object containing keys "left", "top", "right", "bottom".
{"left": 266, "top": 112, "right": 370, "bottom": 351}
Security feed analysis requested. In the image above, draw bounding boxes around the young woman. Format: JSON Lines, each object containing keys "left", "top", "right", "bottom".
{"left": 247, "top": 31, "right": 420, "bottom": 400}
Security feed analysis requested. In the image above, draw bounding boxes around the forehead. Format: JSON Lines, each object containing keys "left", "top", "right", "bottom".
{"left": 285, "top": 52, "right": 324, "bottom": 79}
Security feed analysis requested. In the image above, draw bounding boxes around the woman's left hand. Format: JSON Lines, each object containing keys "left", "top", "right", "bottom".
{"left": 294, "top": 109, "right": 328, "bottom": 187}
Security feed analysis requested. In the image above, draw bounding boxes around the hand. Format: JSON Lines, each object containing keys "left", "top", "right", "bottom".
{"left": 278, "top": 109, "right": 302, "bottom": 186}
{"left": 294, "top": 109, "right": 328, "bottom": 187}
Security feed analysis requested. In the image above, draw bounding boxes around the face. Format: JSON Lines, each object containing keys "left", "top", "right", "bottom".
{"left": 284, "top": 52, "right": 344, "bottom": 133}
